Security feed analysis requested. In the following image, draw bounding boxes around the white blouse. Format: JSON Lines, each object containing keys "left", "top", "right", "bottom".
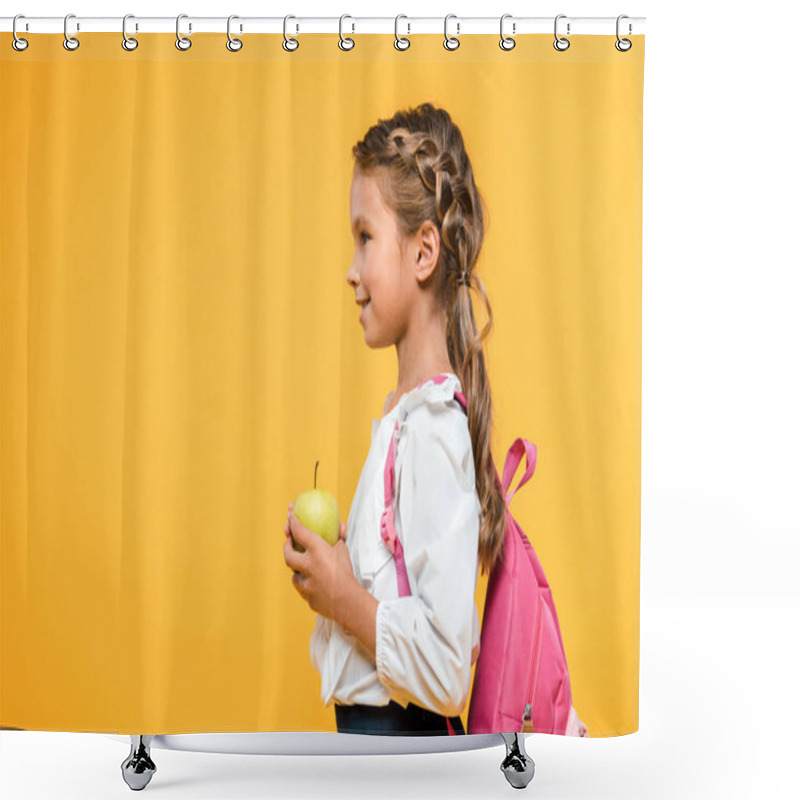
{"left": 309, "top": 372, "right": 482, "bottom": 718}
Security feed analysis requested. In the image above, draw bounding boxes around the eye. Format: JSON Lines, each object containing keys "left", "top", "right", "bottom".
{"left": 360, "top": 231, "right": 370, "bottom": 244}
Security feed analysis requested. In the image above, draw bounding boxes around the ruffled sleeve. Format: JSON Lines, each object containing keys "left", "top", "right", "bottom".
{"left": 373, "top": 391, "right": 480, "bottom": 717}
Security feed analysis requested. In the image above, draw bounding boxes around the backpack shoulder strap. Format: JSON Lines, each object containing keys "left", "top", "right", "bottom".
{"left": 380, "top": 417, "right": 412, "bottom": 597}
{"left": 380, "top": 374, "right": 468, "bottom": 597}
{"left": 501, "top": 438, "right": 538, "bottom": 507}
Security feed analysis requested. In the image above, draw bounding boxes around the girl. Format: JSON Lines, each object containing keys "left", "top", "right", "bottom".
{"left": 283, "top": 103, "right": 507, "bottom": 736}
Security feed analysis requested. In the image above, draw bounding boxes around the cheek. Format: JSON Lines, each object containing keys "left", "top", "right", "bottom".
{"left": 363, "top": 250, "right": 397, "bottom": 310}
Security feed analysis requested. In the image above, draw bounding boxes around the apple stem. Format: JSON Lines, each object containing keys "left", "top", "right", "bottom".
{"left": 314, "top": 460, "right": 319, "bottom": 490}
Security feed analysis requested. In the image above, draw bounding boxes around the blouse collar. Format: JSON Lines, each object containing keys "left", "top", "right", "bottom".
{"left": 379, "top": 372, "right": 461, "bottom": 425}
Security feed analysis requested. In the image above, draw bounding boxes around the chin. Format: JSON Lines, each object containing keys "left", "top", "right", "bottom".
{"left": 362, "top": 331, "right": 380, "bottom": 349}
{"left": 361, "top": 326, "right": 390, "bottom": 350}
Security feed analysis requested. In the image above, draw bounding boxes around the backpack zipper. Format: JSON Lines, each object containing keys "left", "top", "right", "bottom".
{"left": 521, "top": 593, "right": 546, "bottom": 732}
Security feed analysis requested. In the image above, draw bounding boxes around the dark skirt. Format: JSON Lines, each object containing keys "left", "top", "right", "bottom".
{"left": 335, "top": 699, "right": 466, "bottom": 736}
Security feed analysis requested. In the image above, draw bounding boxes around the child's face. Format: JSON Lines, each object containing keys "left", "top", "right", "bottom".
{"left": 347, "top": 168, "right": 436, "bottom": 348}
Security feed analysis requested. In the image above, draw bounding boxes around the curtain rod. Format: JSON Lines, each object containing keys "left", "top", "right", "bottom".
{"left": 3, "top": 16, "right": 646, "bottom": 37}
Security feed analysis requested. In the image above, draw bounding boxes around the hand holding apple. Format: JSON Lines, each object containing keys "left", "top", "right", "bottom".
{"left": 283, "top": 516, "right": 356, "bottom": 620}
{"left": 283, "top": 464, "right": 355, "bottom": 621}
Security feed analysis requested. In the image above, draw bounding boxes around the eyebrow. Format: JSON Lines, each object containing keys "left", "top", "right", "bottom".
{"left": 351, "top": 215, "right": 369, "bottom": 232}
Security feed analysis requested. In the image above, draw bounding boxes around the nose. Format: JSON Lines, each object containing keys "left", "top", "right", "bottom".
{"left": 346, "top": 257, "right": 359, "bottom": 291}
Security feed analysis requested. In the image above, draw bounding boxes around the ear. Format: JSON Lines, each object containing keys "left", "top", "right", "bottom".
{"left": 411, "top": 220, "right": 440, "bottom": 283}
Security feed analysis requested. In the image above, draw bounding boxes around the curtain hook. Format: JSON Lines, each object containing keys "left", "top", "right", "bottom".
{"left": 176, "top": 13, "right": 192, "bottom": 51}
{"left": 499, "top": 13, "right": 516, "bottom": 51}
{"left": 615, "top": 14, "right": 632, "bottom": 51}
{"left": 339, "top": 14, "right": 355, "bottom": 51}
{"left": 122, "top": 14, "right": 139, "bottom": 51}
{"left": 12, "top": 14, "right": 29, "bottom": 52}
{"left": 63, "top": 13, "right": 80, "bottom": 51}
{"left": 283, "top": 15, "right": 299, "bottom": 51}
{"left": 394, "top": 15, "right": 411, "bottom": 51}
{"left": 227, "top": 15, "right": 243, "bottom": 52}
{"left": 443, "top": 13, "right": 460, "bottom": 51}
{"left": 553, "top": 14, "right": 570, "bottom": 51}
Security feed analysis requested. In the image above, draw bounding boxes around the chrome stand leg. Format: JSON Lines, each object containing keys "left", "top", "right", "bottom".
{"left": 121, "top": 735, "right": 157, "bottom": 790}
{"left": 499, "top": 732, "right": 535, "bottom": 789}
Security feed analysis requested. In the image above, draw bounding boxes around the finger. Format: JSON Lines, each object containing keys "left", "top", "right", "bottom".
{"left": 284, "top": 533, "right": 310, "bottom": 572}
{"left": 288, "top": 511, "right": 316, "bottom": 552}
{"left": 293, "top": 571, "right": 309, "bottom": 600}
{"left": 340, "top": 521, "right": 346, "bottom": 541}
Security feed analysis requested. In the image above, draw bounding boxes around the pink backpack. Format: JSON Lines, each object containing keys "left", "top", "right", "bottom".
{"left": 379, "top": 374, "right": 588, "bottom": 737}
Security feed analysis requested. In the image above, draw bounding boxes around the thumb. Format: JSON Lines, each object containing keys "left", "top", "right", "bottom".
{"left": 289, "top": 512, "right": 315, "bottom": 551}
{"left": 340, "top": 520, "right": 347, "bottom": 541}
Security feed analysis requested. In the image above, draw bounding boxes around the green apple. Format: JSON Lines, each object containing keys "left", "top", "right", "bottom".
{"left": 292, "top": 460, "right": 340, "bottom": 552}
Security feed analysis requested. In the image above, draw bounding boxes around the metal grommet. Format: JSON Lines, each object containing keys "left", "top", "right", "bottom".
{"left": 443, "top": 13, "right": 460, "bottom": 51}
{"left": 394, "top": 15, "right": 410, "bottom": 51}
{"left": 499, "top": 13, "right": 515, "bottom": 51}
{"left": 176, "top": 13, "right": 192, "bottom": 51}
{"left": 63, "top": 13, "right": 80, "bottom": 51}
{"left": 615, "top": 14, "right": 632, "bottom": 52}
{"left": 122, "top": 14, "right": 139, "bottom": 51}
{"left": 227, "top": 15, "right": 243, "bottom": 52}
{"left": 553, "top": 14, "right": 570, "bottom": 51}
{"left": 283, "top": 15, "right": 299, "bottom": 52}
{"left": 12, "top": 14, "right": 29, "bottom": 52}
{"left": 339, "top": 14, "right": 355, "bottom": 51}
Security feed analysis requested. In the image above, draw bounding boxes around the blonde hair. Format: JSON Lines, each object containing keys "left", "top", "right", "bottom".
{"left": 352, "top": 102, "right": 506, "bottom": 576}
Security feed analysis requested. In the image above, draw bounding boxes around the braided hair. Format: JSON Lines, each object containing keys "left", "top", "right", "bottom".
{"left": 352, "top": 102, "right": 506, "bottom": 576}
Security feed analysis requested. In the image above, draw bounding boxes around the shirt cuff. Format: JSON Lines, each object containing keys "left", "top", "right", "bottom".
{"left": 375, "top": 598, "right": 408, "bottom": 692}
{"left": 375, "top": 599, "right": 391, "bottom": 689}
{"left": 375, "top": 599, "right": 413, "bottom": 706}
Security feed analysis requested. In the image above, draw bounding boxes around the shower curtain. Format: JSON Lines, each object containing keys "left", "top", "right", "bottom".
{"left": 1, "top": 29, "right": 644, "bottom": 737}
